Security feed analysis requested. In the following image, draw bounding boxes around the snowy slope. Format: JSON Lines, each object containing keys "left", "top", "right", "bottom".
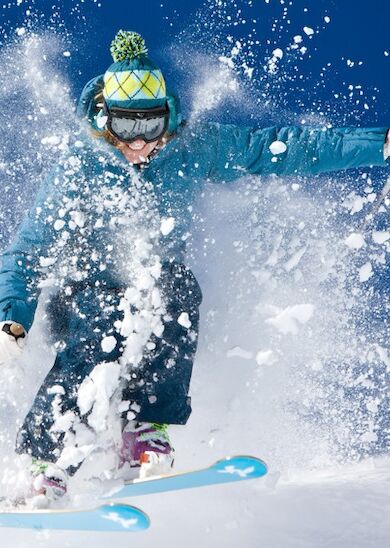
{"left": 1, "top": 431, "right": 389, "bottom": 548}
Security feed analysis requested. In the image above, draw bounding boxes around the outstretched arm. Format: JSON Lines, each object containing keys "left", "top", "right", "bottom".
{"left": 199, "top": 122, "right": 389, "bottom": 182}
{"left": 0, "top": 169, "right": 64, "bottom": 332}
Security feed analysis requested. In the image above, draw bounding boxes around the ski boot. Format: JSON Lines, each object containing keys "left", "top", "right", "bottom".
{"left": 119, "top": 422, "right": 174, "bottom": 478}
{"left": 30, "top": 459, "right": 68, "bottom": 503}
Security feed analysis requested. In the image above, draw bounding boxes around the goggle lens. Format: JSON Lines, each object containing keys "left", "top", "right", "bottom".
{"left": 110, "top": 115, "right": 167, "bottom": 142}
{"left": 104, "top": 102, "right": 169, "bottom": 143}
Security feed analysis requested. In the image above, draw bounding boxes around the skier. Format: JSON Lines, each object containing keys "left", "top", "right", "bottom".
{"left": 0, "top": 30, "right": 389, "bottom": 502}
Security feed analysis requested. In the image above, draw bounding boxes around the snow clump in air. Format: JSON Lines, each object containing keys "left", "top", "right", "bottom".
{"left": 265, "top": 304, "right": 315, "bottom": 335}
{"left": 359, "top": 262, "right": 373, "bottom": 282}
{"left": 255, "top": 349, "right": 277, "bottom": 367}
{"left": 178, "top": 312, "right": 192, "bottom": 329}
{"left": 160, "top": 217, "right": 175, "bottom": 235}
{"left": 267, "top": 48, "right": 285, "bottom": 74}
{"left": 372, "top": 231, "right": 390, "bottom": 244}
{"left": 303, "top": 27, "right": 315, "bottom": 36}
{"left": 345, "top": 233, "right": 366, "bottom": 249}
{"left": 101, "top": 336, "right": 117, "bottom": 353}
{"left": 226, "top": 346, "right": 253, "bottom": 359}
{"left": 269, "top": 140, "right": 287, "bottom": 155}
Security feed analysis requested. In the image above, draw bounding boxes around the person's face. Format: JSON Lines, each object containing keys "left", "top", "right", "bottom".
{"left": 116, "top": 138, "right": 159, "bottom": 164}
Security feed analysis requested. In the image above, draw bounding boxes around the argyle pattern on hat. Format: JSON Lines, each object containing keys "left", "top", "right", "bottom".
{"left": 103, "top": 68, "right": 166, "bottom": 102}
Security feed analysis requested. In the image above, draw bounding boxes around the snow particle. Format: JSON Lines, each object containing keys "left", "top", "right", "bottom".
{"left": 178, "top": 312, "right": 192, "bottom": 329}
{"left": 47, "top": 385, "right": 65, "bottom": 396}
{"left": 360, "top": 430, "right": 378, "bottom": 443}
{"left": 96, "top": 115, "right": 108, "bottom": 129}
{"left": 266, "top": 304, "right": 315, "bottom": 335}
{"left": 160, "top": 217, "right": 175, "bottom": 235}
{"left": 345, "top": 233, "right": 365, "bottom": 250}
{"left": 255, "top": 350, "right": 276, "bottom": 366}
{"left": 54, "top": 219, "right": 66, "bottom": 231}
{"left": 117, "top": 401, "right": 130, "bottom": 413}
{"left": 39, "top": 256, "right": 57, "bottom": 267}
{"left": 269, "top": 140, "right": 287, "bottom": 155}
{"left": 272, "top": 48, "right": 283, "bottom": 59}
{"left": 372, "top": 231, "right": 390, "bottom": 244}
{"left": 226, "top": 346, "right": 253, "bottom": 359}
{"left": 359, "top": 262, "right": 373, "bottom": 282}
{"left": 303, "top": 26, "right": 314, "bottom": 36}
{"left": 101, "top": 335, "right": 117, "bottom": 353}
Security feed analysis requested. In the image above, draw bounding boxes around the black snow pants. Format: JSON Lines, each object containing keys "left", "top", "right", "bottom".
{"left": 15, "top": 262, "right": 202, "bottom": 464}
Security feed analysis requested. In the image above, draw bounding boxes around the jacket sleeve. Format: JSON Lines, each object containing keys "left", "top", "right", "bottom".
{"left": 201, "top": 122, "right": 389, "bottom": 181}
{"left": 0, "top": 168, "right": 64, "bottom": 332}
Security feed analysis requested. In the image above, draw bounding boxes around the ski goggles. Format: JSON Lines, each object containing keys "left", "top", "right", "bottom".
{"left": 103, "top": 101, "right": 169, "bottom": 144}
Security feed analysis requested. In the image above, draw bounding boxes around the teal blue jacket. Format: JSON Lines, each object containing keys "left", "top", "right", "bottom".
{"left": 0, "top": 92, "right": 388, "bottom": 331}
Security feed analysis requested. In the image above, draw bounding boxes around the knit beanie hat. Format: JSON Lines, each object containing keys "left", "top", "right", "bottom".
{"left": 102, "top": 30, "right": 167, "bottom": 110}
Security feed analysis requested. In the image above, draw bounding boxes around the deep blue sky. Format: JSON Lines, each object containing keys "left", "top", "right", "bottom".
{"left": 0, "top": 0, "right": 389, "bottom": 125}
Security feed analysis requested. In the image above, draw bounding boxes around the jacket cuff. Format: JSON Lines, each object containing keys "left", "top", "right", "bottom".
{"left": 0, "top": 299, "right": 35, "bottom": 332}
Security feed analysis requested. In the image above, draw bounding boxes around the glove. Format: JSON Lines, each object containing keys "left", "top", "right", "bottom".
{"left": 0, "top": 321, "right": 26, "bottom": 365}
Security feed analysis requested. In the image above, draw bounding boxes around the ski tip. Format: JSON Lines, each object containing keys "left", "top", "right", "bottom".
{"left": 0, "top": 502, "right": 150, "bottom": 532}
{"left": 99, "top": 503, "right": 150, "bottom": 531}
{"left": 213, "top": 455, "right": 268, "bottom": 479}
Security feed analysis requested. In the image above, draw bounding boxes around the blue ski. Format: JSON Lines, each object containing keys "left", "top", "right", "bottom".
{"left": 113, "top": 455, "right": 267, "bottom": 498}
{"left": 0, "top": 502, "right": 149, "bottom": 532}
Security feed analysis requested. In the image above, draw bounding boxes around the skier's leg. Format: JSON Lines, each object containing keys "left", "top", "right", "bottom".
{"left": 121, "top": 262, "right": 202, "bottom": 425}
{"left": 15, "top": 286, "right": 124, "bottom": 464}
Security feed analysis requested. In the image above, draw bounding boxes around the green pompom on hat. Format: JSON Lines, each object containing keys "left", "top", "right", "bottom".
{"left": 102, "top": 30, "right": 167, "bottom": 110}
{"left": 110, "top": 30, "right": 148, "bottom": 62}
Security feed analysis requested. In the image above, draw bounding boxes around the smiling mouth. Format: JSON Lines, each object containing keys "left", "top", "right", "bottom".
{"left": 127, "top": 141, "right": 146, "bottom": 151}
